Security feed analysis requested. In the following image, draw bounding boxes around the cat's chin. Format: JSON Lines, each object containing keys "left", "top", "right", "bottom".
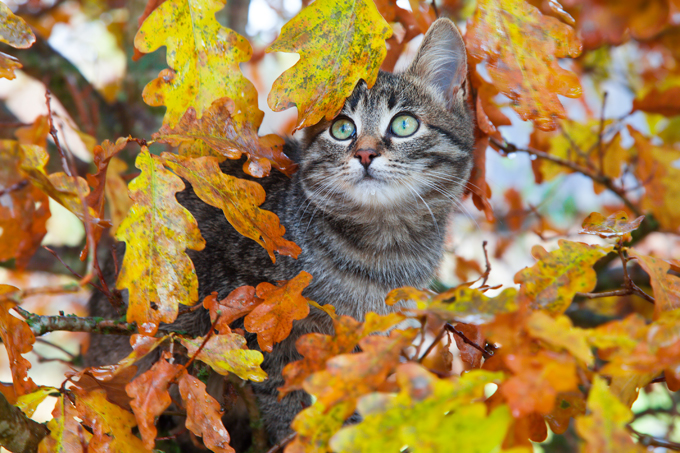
{"left": 345, "top": 177, "right": 414, "bottom": 209}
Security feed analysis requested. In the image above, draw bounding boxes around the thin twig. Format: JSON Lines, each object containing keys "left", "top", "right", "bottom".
{"left": 628, "top": 426, "right": 680, "bottom": 450}
{"left": 419, "top": 326, "right": 447, "bottom": 363}
{"left": 0, "top": 180, "right": 29, "bottom": 197}
{"left": 480, "top": 241, "right": 491, "bottom": 287}
{"left": 265, "top": 433, "right": 296, "bottom": 453}
{"left": 35, "top": 337, "right": 76, "bottom": 358}
{"left": 445, "top": 324, "right": 491, "bottom": 358}
{"left": 576, "top": 289, "right": 633, "bottom": 299}
{"left": 597, "top": 92, "right": 608, "bottom": 171}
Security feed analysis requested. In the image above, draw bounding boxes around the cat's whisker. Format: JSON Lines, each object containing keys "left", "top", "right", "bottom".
{"left": 403, "top": 181, "right": 440, "bottom": 237}
{"left": 415, "top": 178, "right": 482, "bottom": 232}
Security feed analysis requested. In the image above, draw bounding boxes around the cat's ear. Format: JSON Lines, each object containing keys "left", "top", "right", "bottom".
{"left": 406, "top": 18, "right": 467, "bottom": 107}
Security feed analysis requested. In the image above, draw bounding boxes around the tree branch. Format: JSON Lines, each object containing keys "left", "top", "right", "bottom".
{"left": 0, "top": 392, "right": 49, "bottom": 453}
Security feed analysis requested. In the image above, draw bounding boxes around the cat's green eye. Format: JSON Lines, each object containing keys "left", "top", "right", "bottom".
{"left": 390, "top": 114, "right": 419, "bottom": 137}
{"left": 330, "top": 118, "right": 356, "bottom": 140}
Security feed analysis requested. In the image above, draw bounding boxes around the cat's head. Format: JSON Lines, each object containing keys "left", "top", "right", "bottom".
{"left": 298, "top": 18, "right": 475, "bottom": 217}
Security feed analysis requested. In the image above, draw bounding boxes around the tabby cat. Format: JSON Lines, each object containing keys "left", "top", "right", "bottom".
{"left": 86, "top": 17, "right": 475, "bottom": 451}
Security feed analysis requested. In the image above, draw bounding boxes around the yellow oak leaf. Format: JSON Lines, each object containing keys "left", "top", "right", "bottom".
{"left": 0, "top": 140, "right": 50, "bottom": 268}
{"left": 19, "top": 144, "right": 107, "bottom": 227}
{"left": 154, "top": 97, "right": 296, "bottom": 178}
{"left": 286, "top": 400, "right": 354, "bottom": 453}
{"left": 514, "top": 240, "right": 612, "bottom": 315}
{"left": 575, "top": 376, "right": 646, "bottom": 453}
{"left": 38, "top": 395, "right": 92, "bottom": 453}
{"left": 629, "top": 126, "right": 680, "bottom": 231}
{"left": 86, "top": 334, "right": 168, "bottom": 380}
{"left": 244, "top": 271, "right": 312, "bottom": 352}
{"left": 162, "top": 153, "right": 300, "bottom": 262}
{"left": 134, "top": 0, "right": 262, "bottom": 128}
{"left": 266, "top": 0, "right": 392, "bottom": 130}
{"left": 115, "top": 148, "right": 205, "bottom": 335}
{"left": 466, "top": 0, "right": 582, "bottom": 131}
{"left": 15, "top": 386, "right": 58, "bottom": 417}
{"left": 180, "top": 333, "right": 267, "bottom": 382}
{"left": 579, "top": 211, "right": 645, "bottom": 240}
{"left": 525, "top": 311, "right": 594, "bottom": 365}
{"left": 0, "top": 2, "right": 35, "bottom": 48}
{"left": 425, "top": 286, "right": 519, "bottom": 325}
{"left": 73, "top": 387, "right": 150, "bottom": 452}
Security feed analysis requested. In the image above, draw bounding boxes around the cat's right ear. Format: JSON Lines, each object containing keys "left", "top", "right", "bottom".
{"left": 406, "top": 18, "right": 467, "bottom": 108}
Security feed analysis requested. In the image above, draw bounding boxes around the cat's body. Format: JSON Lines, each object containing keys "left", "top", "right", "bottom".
{"left": 86, "top": 18, "right": 475, "bottom": 451}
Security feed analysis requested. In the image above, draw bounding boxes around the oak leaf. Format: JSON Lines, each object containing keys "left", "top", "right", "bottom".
{"left": 329, "top": 364, "right": 513, "bottom": 452}
{"left": 545, "top": 391, "right": 586, "bottom": 435}
{"left": 285, "top": 400, "right": 354, "bottom": 453}
{"left": 115, "top": 149, "right": 205, "bottom": 335}
{"left": 38, "top": 396, "right": 91, "bottom": 453}
{"left": 466, "top": 0, "right": 582, "bottom": 131}
{"left": 629, "top": 126, "right": 680, "bottom": 230}
{"left": 0, "top": 285, "right": 37, "bottom": 395}
{"left": 203, "top": 288, "right": 263, "bottom": 334}
{"left": 162, "top": 153, "right": 300, "bottom": 262}
{"left": 15, "top": 386, "right": 58, "bottom": 417}
{"left": 87, "top": 334, "right": 167, "bottom": 380}
{"left": 266, "top": 0, "right": 392, "bottom": 130}
{"left": 15, "top": 115, "right": 49, "bottom": 149}
{"left": 180, "top": 333, "right": 267, "bottom": 381}
{"left": 628, "top": 250, "right": 680, "bottom": 317}
{"left": 303, "top": 329, "right": 418, "bottom": 410}
{"left": 134, "top": 0, "right": 262, "bottom": 128}
{"left": 0, "top": 2, "right": 35, "bottom": 79}
{"left": 580, "top": 211, "right": 644, "bottom": 240}
{"left": 178, "top": 372, "right": 234, "bottom": 453}
{"left": 575, "top": 376, "right": 646, "bottom": 453}
{"left": 68, "top": 366, "right": 138, "bottom": 410}
{"left": 280, "top": 312, "right": 405, "bottom": 398}
{"left": 525, "top": 311, "right": 594, "bottom": 365}
{"left": 73, "top": 387, "right": 149, "bottom": 452}
{"left": 104, "top": 157, "right": 134, "bottom": 234}
{"left": 126, "top": 356, "right": 184, "bottom": 449}
{"left": 424, "top": 286, "right": 519, "bottom": 325}
{"left": 19, "top": 144, "right": 107, "bottom": 227}
{"left": 244, "top": 271, "right": 312, "bottom": 352}
{"left": 633, "top": 84, "right": 680, "bottom": 117}
{"left": 154, "top": 97, "right": 296, "bottom": 178}
{"left": 0, "top": 140, "right": 50, "bottom": 268}
{"left": 514, "top": 240, "right": 612, "bottom": 315}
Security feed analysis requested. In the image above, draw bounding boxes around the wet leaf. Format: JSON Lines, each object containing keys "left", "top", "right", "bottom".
{"left": 629, "top": 250, "right": 680, "bottom": 317}
{"left": 267, "top": 0, "right": 392, "bottom": 130}
{"left": 162, "top": 153, "right": 300, "bottom": 262}
{"left": 424, "top": 286, "right": 519, "bottom": 325}
{"left": 203, "top": 288, "right": 263, "bottom": 334}
{"left": 0, "top": 51, "right": 21, "bottom": 80}
{"left": 329, "top": 364, "right": 512, "bottom": 452}
{"left": 15, "top": 386, "right": 58, "bottom": 417}
{"left": 134, "top": 0, "right": 262, "bottom": 128}
{"left": 154, "top": 97, "right": 296, "bottom": 178}
{"left": 580, "top": 211, "right": 645, "bottom": 240}
{"left": 304, "top": 329, "right": 418, "bottom": 410}
{"left": 466, "top": 0, "right": 582, "bottom": 130}
{"left": 244, "top": 271, "right": 312, "bottom": 352}
{"left": 73, "top": 387, "right": 149, "bottom": 452}
{"left": 19, "top": 144, "right": 107, "bottom": 227}
{"left": 0, "top": 140, "right": 50, "bottom": 268}
{"left": 178, "top": 372, "right": 234, "bottom": 453}
{"left": 126, "top": 356, "right": 183, "bottom": 449}
{"left": 630, "top": 126, "right": 680, "bottom": 231}
{"left": 115, "top": 148, "right": 205, "bottom": 335}
{"left": 0, "top": 285, "right": 37, "bottom": 395}
{"left": 525, "top": 311, "right": 594, "bottom": 365}
{"left": 0, "top": 2, "right": 35, "bottom": 49}
{"left": 181, "top": 333, "right": 267, "bottom": 382}
{"left": 575, "top": 376, "right": 645, "bottom": 453}
{"left": 67, "top": 366, "right": 138, "bottom": 410}
{"left": 87, "top": 334, "right": 167, "bottom": 381}
{"left": 514, "top": 240, "right": 612, "bottom": 315}
{"left": 38, "top": 395, "right": 91, "bottom": 453}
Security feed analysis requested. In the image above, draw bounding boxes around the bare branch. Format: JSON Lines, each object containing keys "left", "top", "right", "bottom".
{"left": 0, "top": 391, "right": 50, "bottom": 453}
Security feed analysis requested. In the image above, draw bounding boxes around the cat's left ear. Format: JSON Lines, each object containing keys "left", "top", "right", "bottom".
{"left": 406, "top": 18, "right": 467, "bottom": 108}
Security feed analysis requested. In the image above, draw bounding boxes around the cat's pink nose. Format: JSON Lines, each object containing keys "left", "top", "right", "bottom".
{"left": 355, "top": 149, "right": 378, "bottom": 168}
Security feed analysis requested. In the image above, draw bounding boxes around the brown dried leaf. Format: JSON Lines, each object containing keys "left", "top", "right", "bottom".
{"left": 178, "top": 372, "right": 234, "bottom": 453}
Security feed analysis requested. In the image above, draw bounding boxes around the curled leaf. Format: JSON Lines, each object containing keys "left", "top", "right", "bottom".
{"left": 579, "top": 211, "right": 644, "bottom": 240}
{"left": 181, "top": 333, "right": 267, "bottom": 382}
{"left": 0, "top": 285, "right": 37, "bottom": 395}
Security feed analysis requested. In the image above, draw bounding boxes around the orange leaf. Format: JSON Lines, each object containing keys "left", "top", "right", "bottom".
{"left": 466, "top": 0, "right": 582, "bottom": 130}
{"left": 68, "top": 366, "right": 138, "bottom": 410}
{"left": 545, "top": 391, "right": 586, "bottom": 435}
{"left": 154, "top": 97, "right": 296, "bottom": 178}
{"left": 453, "top": 323, "right": 485, "bottom": 369}
{"left": 104, "top": 157, "right": 133, "bottom": 235}
{"left": 178, "top": 372, "right": 234, "bottom": 453}
{"left": 88, "top": 334, "right": 167, "bottom": 380}
{"left": 579, "top": 211, "right": 645, "bottom": 240}
{"left": 628, "top": 250, "right": 680, "bottom": 317}
{"left": 162, "top": 153, "right": 301, "bottom": 262}
{"left": 514, "top": 240, "right": 612, "bottom": 315}
{"left": 115, "top": 149, "right": 205, "bottom": 335}
{"left": 180, "top": 333, "right": 267, "bottom": 382}
{"left": 244, "top": 271, "right": 312, "bottom": 352}
{"left": 0, "top": 140, "right": 50, "bottom": 268}
{"left": 633, "top": 85, "right": 680, "bottom": 117}
{"left": 304, "top": 329, "right": 418, "bottom": 410}
{"left": 500, "top": 350, "right": 578, "bottom": 417}
{"left": 15, "top": 115, "right": 49, "bottom": 149}
{"left": 203, "top": 288, "right": 263, "bottom": 334}
{"left": 38, "top": 395, "right": 91, "bottom": 453}
{"left": 126, "top": 356, "right": 183, "bottom": 449}
{"left": 0, "top": 285, "right": 37, "bottom": 395}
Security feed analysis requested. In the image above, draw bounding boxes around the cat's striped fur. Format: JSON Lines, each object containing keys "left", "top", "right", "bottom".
{"left": 86, "top": 18, "right": 475, "bottom": 451}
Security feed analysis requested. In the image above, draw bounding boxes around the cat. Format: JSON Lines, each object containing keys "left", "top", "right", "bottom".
{"left": 85, "top": 17, "right": 475, "bottom": 451}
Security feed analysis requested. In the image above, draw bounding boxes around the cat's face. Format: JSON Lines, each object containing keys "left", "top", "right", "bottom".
{"left": 297, "top": 19, "right": 475, "bottom": 216}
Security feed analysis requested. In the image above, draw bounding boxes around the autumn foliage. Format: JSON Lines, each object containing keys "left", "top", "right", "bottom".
{"left": 1, "top": 0, "right": 680, "bottom": 452}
